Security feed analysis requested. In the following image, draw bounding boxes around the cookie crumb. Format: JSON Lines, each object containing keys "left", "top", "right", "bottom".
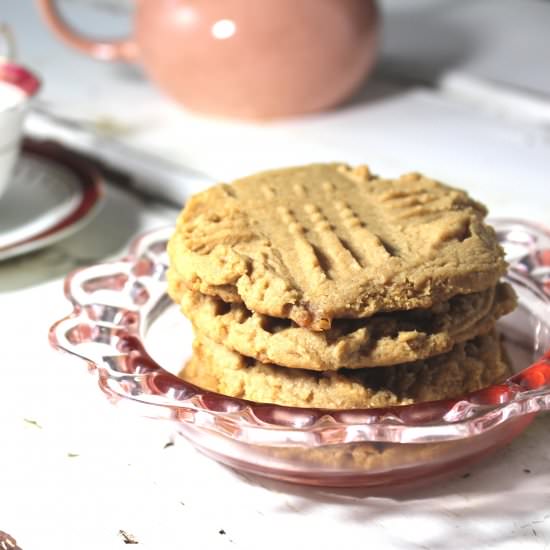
{"left": 119, "top": 530, "right": 139, "bottom": 544}
{"left": 23, "top": 418, "right": 42, "bottom": 429}
{"left": 0, "top": 530, "right": 21, "bottom": 550}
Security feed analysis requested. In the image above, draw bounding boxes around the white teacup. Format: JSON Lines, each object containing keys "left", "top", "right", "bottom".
{"left": 0, "top": 62, "right": 40, "bottom": 198}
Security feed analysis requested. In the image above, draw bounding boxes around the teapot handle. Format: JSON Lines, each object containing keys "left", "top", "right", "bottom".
{"left": 36, "top": 0, "right": 138, "bottom": 61}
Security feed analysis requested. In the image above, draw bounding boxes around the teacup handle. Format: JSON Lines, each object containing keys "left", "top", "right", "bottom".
{"left": 0, "top": 23, "right": 16, "bottom": 62}
{"left": 36, "top": 0, "right": 138, "bottom": 61}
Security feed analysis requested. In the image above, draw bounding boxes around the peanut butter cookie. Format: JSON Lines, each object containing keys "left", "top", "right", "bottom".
{"left": 169, "top": 273, "right": 516, "bottom": 370}
{"left": 168, "top": 164, "right": 506, "bottom": 330}
{"left": 181, "top": 331, "right": 510, "bottom": 409}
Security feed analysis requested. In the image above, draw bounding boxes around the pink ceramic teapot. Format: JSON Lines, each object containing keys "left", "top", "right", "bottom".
{"left": 37, "top": 0, "right": 379, "bottom": 119}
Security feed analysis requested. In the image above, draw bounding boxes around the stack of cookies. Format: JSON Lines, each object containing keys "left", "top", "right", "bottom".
{"left": 167, "top": 164, "right": 516, "bottom": 409}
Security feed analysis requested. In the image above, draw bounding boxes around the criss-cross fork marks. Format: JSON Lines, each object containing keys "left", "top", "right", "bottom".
{"left": 370, "top": 180, "right": 479, "bottom": 252}
{"left": 303, "top": 203, "right": 363, "bottom": 274}
{"left": 333, "top": 200, "right": 395, "bottom": 265}
{"left": 276, "top": 198, "right": 399, "bottom": 286}
{"left": 229, "top": 173, "right": 475, "bottom": 288}
{"left": 376, "top": 179, "right": 459, "bottom": 221}
{"left": 183, "top": 210, "right": 254, "bottom": 254}
{"left": 277, "top": 205, "right": 329, "bottom": 284}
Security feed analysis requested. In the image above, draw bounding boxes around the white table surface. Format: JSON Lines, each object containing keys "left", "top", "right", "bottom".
{"left": 1, "top": 1, "right": 550, "bottom": 549}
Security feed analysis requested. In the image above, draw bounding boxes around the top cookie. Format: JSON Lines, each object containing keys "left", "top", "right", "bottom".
{"left": 168, "top": 164, "right": 506, "bottom": 330}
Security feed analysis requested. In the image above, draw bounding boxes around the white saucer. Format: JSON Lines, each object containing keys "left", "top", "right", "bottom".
{"left": 0, "top": 140, "right": 103, "bottom": 261}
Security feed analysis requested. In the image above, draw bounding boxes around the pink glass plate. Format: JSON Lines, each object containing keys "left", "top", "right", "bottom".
{"left": 49, "top": 219, "right": 550, "bottom": 488}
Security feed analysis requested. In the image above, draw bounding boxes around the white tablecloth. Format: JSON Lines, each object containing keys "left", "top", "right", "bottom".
{"left": 1, "top": 1, "right": 549, "bottom": 548}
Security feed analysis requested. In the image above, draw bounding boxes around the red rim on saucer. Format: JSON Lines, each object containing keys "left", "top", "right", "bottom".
{"left": 0, "top": 62, "right": 41, "bottom": 97}
{"left": 0, "top": 139, "right": 104, "bottom": 260}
